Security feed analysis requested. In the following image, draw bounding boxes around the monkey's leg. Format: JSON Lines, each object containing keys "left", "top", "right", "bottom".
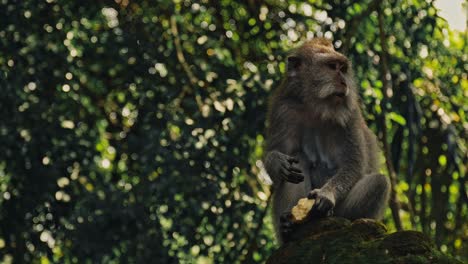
{"left": 334, "top": 173, "right": 390, "bottom": 220}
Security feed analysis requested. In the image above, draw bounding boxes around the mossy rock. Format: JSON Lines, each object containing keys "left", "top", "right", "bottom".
{"left": 267, "top": 217, "right": 463, "bottom": 264}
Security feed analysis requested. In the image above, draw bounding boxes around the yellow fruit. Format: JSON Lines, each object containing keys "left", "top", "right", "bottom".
{"left": 291, "top": 198, "right": 315, "bottom": 222}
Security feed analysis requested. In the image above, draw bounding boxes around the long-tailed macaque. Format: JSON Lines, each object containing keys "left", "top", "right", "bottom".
{"left": 263, "top": 38, "right": 390, "bottom": 244}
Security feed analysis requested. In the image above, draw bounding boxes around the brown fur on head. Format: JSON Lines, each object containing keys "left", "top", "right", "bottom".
{"left": 278, "top": 38, "right": 358, "bottom": 126}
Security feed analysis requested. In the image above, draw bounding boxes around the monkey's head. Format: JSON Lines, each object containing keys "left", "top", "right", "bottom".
{"left": 285, "top": 38, "right": 358, "bottom": 125}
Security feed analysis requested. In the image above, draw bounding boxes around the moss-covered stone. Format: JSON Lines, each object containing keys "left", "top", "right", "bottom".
{"left": 266, "top": 217, "right": 463, "bottom": 264}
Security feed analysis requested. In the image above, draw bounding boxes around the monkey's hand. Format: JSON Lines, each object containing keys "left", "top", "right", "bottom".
{"left": 279, "top": 154, "right": 304, "bottom": 184}
{"left": 308, "top": 188, "right": 335, "bottom": 217}
{"left": 264, "top": 151, "right": 304, "bottom": 184}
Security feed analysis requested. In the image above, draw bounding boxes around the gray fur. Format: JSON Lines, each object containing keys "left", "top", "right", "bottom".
{"left": 263, "top": 38, "right": 390, "bottom": 244}
{"left": 334, "top": 173, "right": 390, "bottom": 220}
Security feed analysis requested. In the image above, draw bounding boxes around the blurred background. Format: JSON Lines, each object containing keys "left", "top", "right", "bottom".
{"left": 0, "top": 0, "right": 466, "bottom": 263}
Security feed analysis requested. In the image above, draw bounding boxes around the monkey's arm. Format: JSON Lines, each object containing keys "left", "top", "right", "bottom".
{"left": 309, "top": 122, "right": 365, "bottom": 214}
{"left": 263, "top": 101, "right": 304, "bottom": 185}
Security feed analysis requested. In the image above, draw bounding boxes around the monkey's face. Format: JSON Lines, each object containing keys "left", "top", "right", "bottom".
{"left": 287, "top": 45, "right": 358, "bottom": 125}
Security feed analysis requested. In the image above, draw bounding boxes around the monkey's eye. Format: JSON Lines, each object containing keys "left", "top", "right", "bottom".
{"left": 341, "top": 65, "right": 348, "bottom": 73}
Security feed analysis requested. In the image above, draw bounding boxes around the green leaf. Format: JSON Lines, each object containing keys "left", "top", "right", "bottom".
{"left": 388, "top": 112, "right": 407, "bottom": 125}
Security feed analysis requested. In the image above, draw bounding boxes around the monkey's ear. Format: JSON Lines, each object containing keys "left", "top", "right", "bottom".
{"left": 287, "top": 56, "right": 301, "bottom": 77}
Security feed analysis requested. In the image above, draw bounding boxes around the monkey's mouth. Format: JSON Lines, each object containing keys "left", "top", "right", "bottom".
{"left": 330, "top": 92, "right": 346, "bottom": 98}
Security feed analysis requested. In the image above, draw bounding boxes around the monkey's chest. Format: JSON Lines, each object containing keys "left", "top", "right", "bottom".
{"left": 301, "top": 130, "right": 342, "bottom": 185}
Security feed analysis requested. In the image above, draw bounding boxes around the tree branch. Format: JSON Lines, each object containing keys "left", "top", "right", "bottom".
{"left": 169, "top": 15, "right": 204, "bottom": 109}
{"left": 377, "top": 4, "right": 403, "bottom": 231}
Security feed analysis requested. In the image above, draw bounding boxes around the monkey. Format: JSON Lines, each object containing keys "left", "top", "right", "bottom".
{"left": 263, "top": 38, "right": 390, "bottom": 244}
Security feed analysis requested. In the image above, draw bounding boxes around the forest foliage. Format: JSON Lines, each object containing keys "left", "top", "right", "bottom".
{"left": 0, "top": 0, "right": 466, "bottom": 263}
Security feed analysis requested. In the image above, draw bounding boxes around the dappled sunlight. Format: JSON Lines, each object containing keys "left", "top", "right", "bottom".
{"left": 0, "top": 0, "right": 466, "bottom": 263}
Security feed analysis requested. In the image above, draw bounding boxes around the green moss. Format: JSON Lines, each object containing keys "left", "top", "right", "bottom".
{"left": 267, "top": 218, "right": 463, "bottom": 264}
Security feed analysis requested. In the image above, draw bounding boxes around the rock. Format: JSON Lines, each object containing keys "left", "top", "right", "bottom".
{"left": 266, "top": 217, "right": 462, "bottom": 264}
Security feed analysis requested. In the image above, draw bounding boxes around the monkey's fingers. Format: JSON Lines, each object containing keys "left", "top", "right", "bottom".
{"left": 287, "top": 156, "right": 300, "bottom": 164}
{"left": 280, "top": 163, "right": 291, "bottom": 172}
{"left": 315, "top": 199, "right": 333, "bottom": 214}
{"left": 308, "top": 190, "right": 319, "bottom": 199}
{"left": 286, "top": 172, "right": 304, "bottom": 183}
{"left": 315, "top": 200, "right": 326, "bottom": 212}
{"left": 311, "top": 197, "right": 321, "bottom": 211}
{"left": 311, "top": 201, "right": 326, "bottom": 218}
{"left": 311, "top": 198, "right": 324, "bottom": 212}
{"left": 282, "top": 176, "right": 302, "bottom": 184}
{"left": 292, "top": 172, "right": 305, "bottom": 182}
{"left": 288, "top": 165, "right": 302, "bottom": 173}
{"left": 280, "top": 168, "right": 304, "bottom": 183}
{"left": 281, "top": 162, "right": 302, "bottom": 174}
